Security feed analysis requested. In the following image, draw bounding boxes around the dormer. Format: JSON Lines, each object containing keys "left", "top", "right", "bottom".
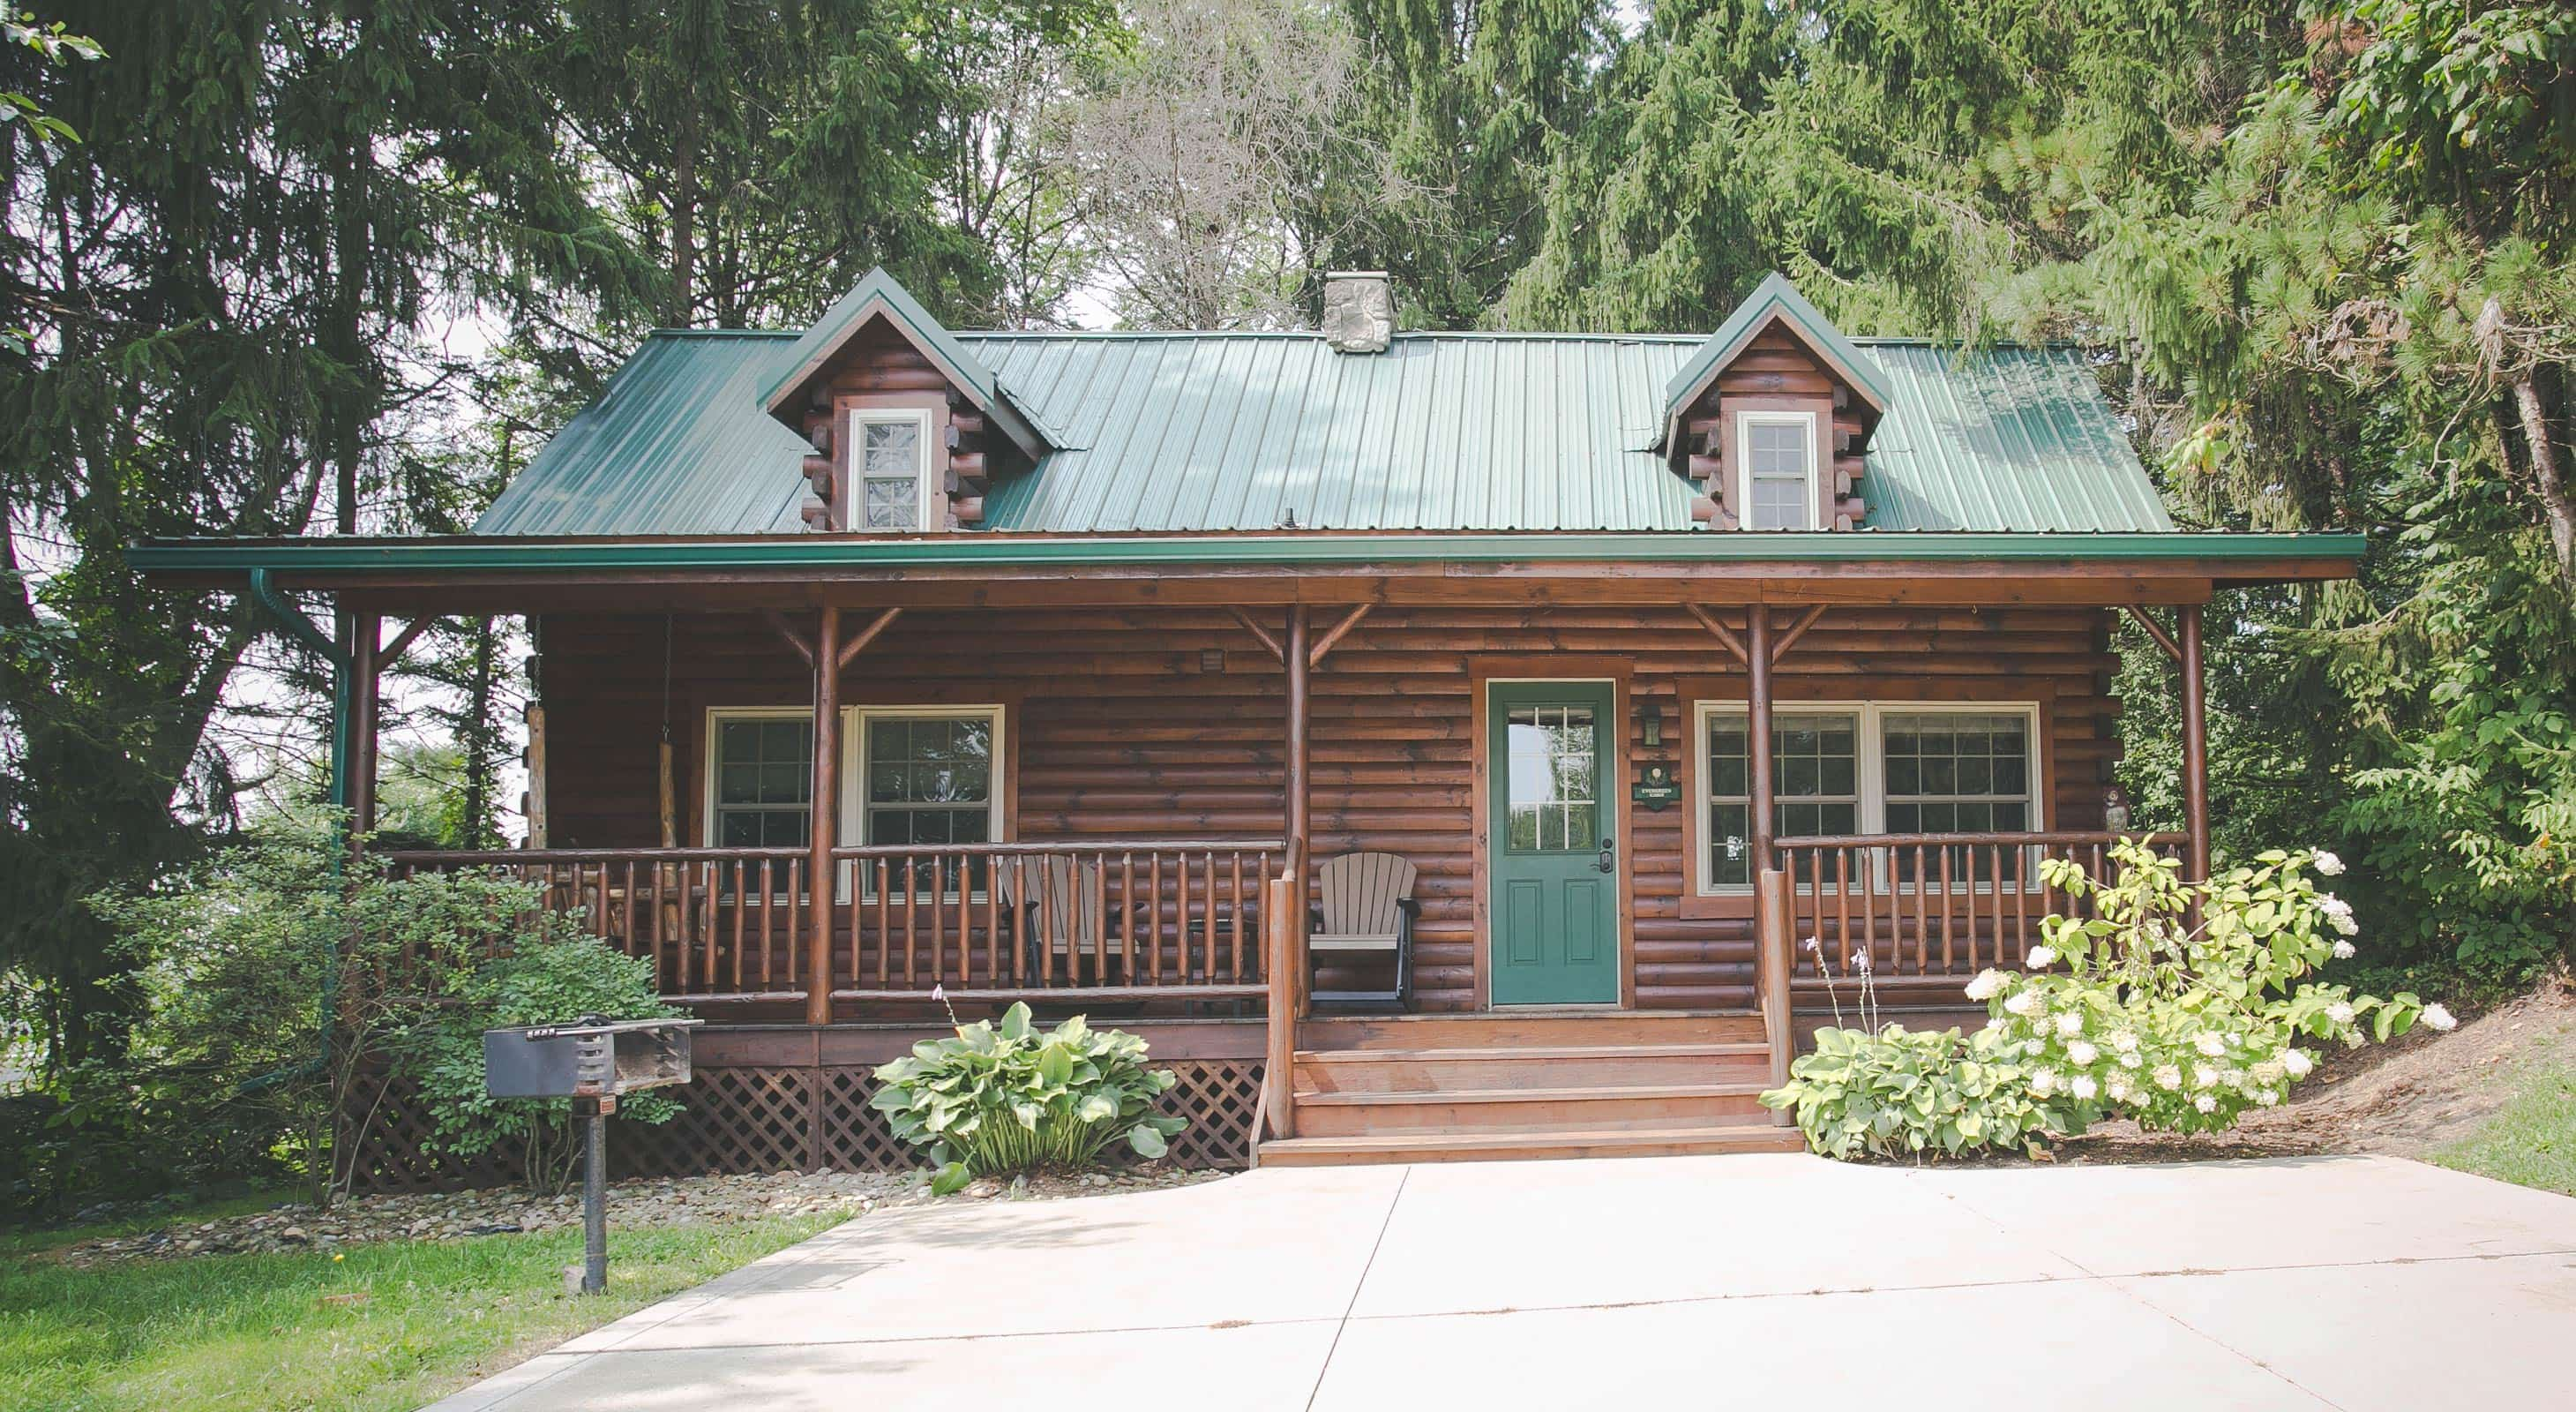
{"left": 1662, "top": 274, "right": 1891, "bottom": 531}
{"left": 760, "top": 269, "right": 1047, "bottom": 531}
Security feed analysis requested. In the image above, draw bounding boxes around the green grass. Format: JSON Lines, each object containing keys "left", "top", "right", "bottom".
{"left": 1, "top": 1205, "right": 849, "bottom": 1412}
{"left": 2430, "top": 1063, "right": 2576, "bottom": 1198}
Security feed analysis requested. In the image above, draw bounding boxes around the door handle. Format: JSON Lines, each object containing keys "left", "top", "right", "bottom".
{"left": 1597, "top": 841, "right": 1616, "bottom": 874}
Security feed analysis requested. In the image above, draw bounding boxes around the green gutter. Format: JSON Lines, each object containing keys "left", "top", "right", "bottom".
{"left": 134, "top": 530, "right": 2367, "bottom": 576}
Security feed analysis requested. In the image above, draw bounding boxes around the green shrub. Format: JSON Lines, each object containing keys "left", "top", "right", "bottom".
{"left": 399, "top": 922, "right": 680, "bottom": 1197}
{"left": 1760, "top": 1023, "right": 2067, "bottom": 1160}
{"left": 870, "top": 1003, "right": 1186, "bottom": 1194}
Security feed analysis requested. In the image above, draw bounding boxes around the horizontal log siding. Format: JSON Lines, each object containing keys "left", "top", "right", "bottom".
{"left": 539, "top": 605, "right": 2119, "bottom": 1011}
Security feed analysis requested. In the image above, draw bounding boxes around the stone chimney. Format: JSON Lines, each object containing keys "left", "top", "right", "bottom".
{"left": 1321, "top": 271, "right": 1393, "bottom": 354}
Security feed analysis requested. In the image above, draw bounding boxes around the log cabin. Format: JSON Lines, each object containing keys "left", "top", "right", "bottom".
{"left": 133, "top": 269, "right": 2363, "bottom": 1181}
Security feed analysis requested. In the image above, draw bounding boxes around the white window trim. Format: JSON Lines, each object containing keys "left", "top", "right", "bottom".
{"left": 846, "top": 406, "right": 937, "bottom": 531}
{"left": 842, "top": 703, "right": 1007, "bottom": 900}
{"left": 1694, "top": 700, "right": 2044, "bottom": 896}
{"left": 1734, "top": 409, "right": 1820, "bottom": 531}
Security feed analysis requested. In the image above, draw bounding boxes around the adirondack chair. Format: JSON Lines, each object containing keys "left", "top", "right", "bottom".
{"left": 993, "top": 853, "right": 1114, "bottom": 986}
{"left": 1308, "top": 852, "right": 1418, "bottom": 1010}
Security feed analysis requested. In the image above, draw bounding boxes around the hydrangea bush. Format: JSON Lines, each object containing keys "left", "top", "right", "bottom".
{"left": 1765, "top": 842, "right": 2459, "bottom": 1158}
{"left": 1973, "top": 842, "right": 2452, "bottom": 1135}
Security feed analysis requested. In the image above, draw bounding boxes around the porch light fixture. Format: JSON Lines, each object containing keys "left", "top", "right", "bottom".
{"left": 1636, "top": 702, "right": 1664, "bottom": 749}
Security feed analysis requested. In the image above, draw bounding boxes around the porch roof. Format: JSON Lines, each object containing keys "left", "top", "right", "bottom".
{"left": 471, "top": 327, "right": 2181, "bottom": 538}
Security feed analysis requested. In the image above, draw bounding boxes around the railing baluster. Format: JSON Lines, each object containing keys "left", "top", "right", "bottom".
{"left": 1229, "top": 850, "right": 1246, "bottom": 981}
{"left": 1912, "top": 845, "right": 1929, "bottom": 973}
{"left": 902, "top": 852, "right": 919, "bottom": 987}
{"left": 1149, "top": 850, "right": 1164, "bottom": 985}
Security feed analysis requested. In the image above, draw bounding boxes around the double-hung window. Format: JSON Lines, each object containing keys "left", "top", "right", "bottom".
{"left": 849, "top": 706, "right": 1004, "bottom": 897}
{"left": 850, "top": 408, "right": 934, "bottom": 530}
{"left": 708, "top": 711, "right": 812, "bottom": 848}
{"left": 1700, "top": 710, "right": 1859, "bottom": 890}
{"left": 1695, "top": 702, "right": 2039, "bottom": 894}
{"left": 1737, "top": 412, "right": 1816, "bottom": 530}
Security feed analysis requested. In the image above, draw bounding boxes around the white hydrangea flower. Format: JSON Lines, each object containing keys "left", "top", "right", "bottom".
{"left": 2192, "top": 1063, "right": 2220, "bottom": 1090}
{"left": 2326, "top": 1002, "right": 2355, "bottom": 1026}
{"left": 2251, "top": 1060, "right": 2286, "bottom": 1085}
{"left": 2071, "top": 1074, "right": 2099, "bottom": 1100}
{"left": 2118, "top": 1050, "right": 2143, "bottom": 1070}
{"left": 2313, "top": 850, "right": 2344, "bottom": 876}
{"left": 2066, "top": 1040, "right": 2098, "bottom": 1066}
{"left": 2026, "top": 944, "right": 2058, "bottom": 968}
{"left": 2318, "top": 895, "right": 2359, "bottom": 936}
{"left": 2030, "top": 1069, "right": 2060, "bottom": 1095}
{"left": 2422, "top": 1003, "right": 2458, "bottom": 1032}
{"left": 2003, "top": 991, "right": 2039, "bottom": 1017}
{"left": 2055, "top": 1010, "right": 2085, "bottom": 1038}
{"left": 2332, "top": 938, "right": 2357, "bottom": 960}
{"left": 2255, "top": 1088, "right": 2281, "bottom": 1107}
{"left": 1965, "top": 968, "right": 2006, "bottom": 1001}
{"left": 2194, "top": 1032, "right": 2227, "bottom": 1057}
{"left": 2282, "top": 1048, "right": 2314, "bottom": 1078}
{"left": 2194, "top": 1093, "right": 2218, "bottom": 1114}
{"left": 2024, "top": 1040, "right": 2047, "bottom": 1057}
{"left": 2109, "top": 1029, "right": 2138, "bottom": 1053}
{"left": 2106, "top": 1078, "right": 2134, "bottom": 1103}
{"left": 2153, "top": 1064, "right": 2183, "bottom": 1091}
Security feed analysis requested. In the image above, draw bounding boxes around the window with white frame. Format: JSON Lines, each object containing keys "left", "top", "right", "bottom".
{"left": 706, "top": 710, "right": 812, "bottom": 848}
{"left": 847, "top": 706, "right": 1005, "bottom": 896}
{"left": 850, "top": 408, "right": 933, "bottom": 530}
{"left": 1737, "top": 411, "right": 1816, "bottom": 530}
{"left": 1696, "top": 702, "right": 2039, "bottom": 893}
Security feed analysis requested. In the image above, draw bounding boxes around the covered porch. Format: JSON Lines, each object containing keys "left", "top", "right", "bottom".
{"left": 131, "top": 530, "right": 2352, "bottom": 1170}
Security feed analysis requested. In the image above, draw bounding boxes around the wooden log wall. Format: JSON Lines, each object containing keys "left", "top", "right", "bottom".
{"left": 540, "top": 604, "right": 2121, "bottom": 1013}
{"left": 1683, "top": 323, "right": 1872, "bottom": 530}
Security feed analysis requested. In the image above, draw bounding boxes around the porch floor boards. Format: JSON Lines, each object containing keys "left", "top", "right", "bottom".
{"left": 1260, "top": 1010, "right": 1804, "bottom": 1167}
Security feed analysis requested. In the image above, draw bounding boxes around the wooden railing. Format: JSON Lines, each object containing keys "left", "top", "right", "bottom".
{"left": 385, "top": 847, "right": 812, "bottom": 1003}
{"left": 826, "top": 840, "right": 1280, "bottom": 1002}
{"left": 1770, "top": 831, "right": 2185, "bottom": 986}
{"left": 382, "top": 838, "right": 1280, "bottom": 1006}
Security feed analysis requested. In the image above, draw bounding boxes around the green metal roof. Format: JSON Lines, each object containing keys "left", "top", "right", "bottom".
{"left": 476, "top": 319, "right": 2175, "bottom": 537}
{"left": 1659, "top": 271, "right": 1895, "bottom": 433}
{"left": 131, "top": 530, "right": 2364, "bottom": 576}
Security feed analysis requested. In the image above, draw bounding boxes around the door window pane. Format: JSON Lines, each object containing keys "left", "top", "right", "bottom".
{"left": 1505, "top": 705, "right": 1598, "bottom": 852}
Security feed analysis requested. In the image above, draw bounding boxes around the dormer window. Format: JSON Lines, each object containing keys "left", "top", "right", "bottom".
{"left": 1739, "top": 412, "right": 1817, "bottom": 530}
{"left": 850, "top": 409, "right": 933, "bottom": 530}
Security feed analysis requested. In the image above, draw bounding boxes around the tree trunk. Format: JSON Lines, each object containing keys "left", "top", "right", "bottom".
{"left": 2509, "top": 372, "right": 2576, "bottom": 589}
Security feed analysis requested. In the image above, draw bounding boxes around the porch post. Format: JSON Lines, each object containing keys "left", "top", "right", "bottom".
{"left": 348, "top": 612, "right": 380, "bottom": 845}
{"left": 807, "top": 606, "right": 841, "bottom": 1026}
{"left": 2178, "top": 602, "right": 2211, "bottom": 882}
{"left": 1283, "top": 605, "right": 1311, "bottom": 1013}
{"left": 1746, "top": 608, "right": 1776, "bottom": 898}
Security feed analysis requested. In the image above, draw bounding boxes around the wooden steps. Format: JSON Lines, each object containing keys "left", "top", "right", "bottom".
{"left": 1258, "top": 1010, "right": 1800, "bottom": 1167}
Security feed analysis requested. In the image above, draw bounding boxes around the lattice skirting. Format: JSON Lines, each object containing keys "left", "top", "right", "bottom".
{"left": 347, "top": 1060, "right": 1262, "bottom": 1193}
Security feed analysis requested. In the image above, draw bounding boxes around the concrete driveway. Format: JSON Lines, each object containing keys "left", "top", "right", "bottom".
{"left": 424, "top": 1153, "right": 2576, "bottom": 1410}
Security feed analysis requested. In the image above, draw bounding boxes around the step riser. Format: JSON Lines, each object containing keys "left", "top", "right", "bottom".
{"left": 1258, "top": 1130, "right": 1808, "bottom": 1167}
{"left": 1302, "top": 1014, "right": 1765, "bottom": 1050}
{"left": 1293, "top": 1094, "right": 1772, "bottom": 1138}
{"left": 1296, "top": 1053, "right": 1768, "bottom": 1093}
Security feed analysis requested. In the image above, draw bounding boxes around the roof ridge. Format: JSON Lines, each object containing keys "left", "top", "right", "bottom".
{"left": 643, "top": 324, "right": 2081, "bottom": 352}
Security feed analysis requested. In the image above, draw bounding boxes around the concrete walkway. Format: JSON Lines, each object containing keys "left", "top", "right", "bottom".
{"left": 424, "top": 1153, "right": 2576, "bottom": 1410}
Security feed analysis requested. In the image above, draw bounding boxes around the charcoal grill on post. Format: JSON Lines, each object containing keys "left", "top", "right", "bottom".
{"left": 483, "top": 1016, "right": 701, "bottom": 1294}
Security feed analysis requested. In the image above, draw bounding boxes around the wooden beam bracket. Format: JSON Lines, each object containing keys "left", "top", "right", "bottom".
{"left": 1686, "top": 603, "right": 1750, "bottom": 666}
{"left": 2125, "top": 605, "right": 2183, "bottom": 664}
{"left": 835, "top": 606, "right": 904, "bottom": 670}
{"left": 1228, "top": 606, "right": 1286, "bottom": 665}
{"left": 1770, "top": 604, "right": 1827, "bottom": 665}
{"left": 378, "top": 616, "right": 432, "bottom": 669}
{"left": 762, "top": 611, "right": 815, "bottom": 670}
{"left": 1306, "top": 603, "right": 1374, "bottom": 667}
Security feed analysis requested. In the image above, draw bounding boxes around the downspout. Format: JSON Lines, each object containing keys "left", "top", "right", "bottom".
{"left": 242, "top": 567, "right": 355, "bottom": 1094}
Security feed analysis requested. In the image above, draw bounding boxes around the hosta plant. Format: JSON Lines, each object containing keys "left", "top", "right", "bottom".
{"left": 1761, "top": 1023, "right": 2067, "bottom": 1160}
{"left": 1973, "top": 842, "right": 2456, "bottom": 1136}
{"left": 871, "top": 1003, "right": 1187, "bottom": 1194}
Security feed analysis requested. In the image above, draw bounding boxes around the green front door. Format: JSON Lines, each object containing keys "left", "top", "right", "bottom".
{"left": 1487, "top": 681, "right": 1620, "bottom": 1005}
